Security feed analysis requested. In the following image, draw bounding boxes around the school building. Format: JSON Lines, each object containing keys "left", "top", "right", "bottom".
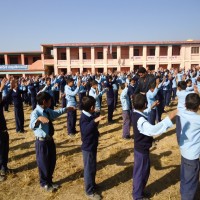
{"left": 1, "top": 40, "right": 200, "bottom": 76}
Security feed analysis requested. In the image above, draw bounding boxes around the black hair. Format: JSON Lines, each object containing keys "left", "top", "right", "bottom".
{"left": 81, "top": 96, "right": 96, "bottom": 112}
{"left": 138, "top": 67, "right": 147, "bottom": 74}
{"left": 121, "top": 83, "right": 125, "bottom": 90}
{"left": 67, "top": 77, "right": 74, "bottom": 84}
{"left": 186, "top": 79, "right": 192, "bottom": 84}
{"left": 36, "top": 92, "right": 51, "bottom": 105}
{"left": 91, "top": 80, "right": 98, "bottom": 86}
{"left": 133, "top": 93, "right": 147, "bottom": 110}
{"left": 149, "top": 81, "right": 156, "bottom": 89}
{"left": 177, "top": 81, "right": 187, "bottom": 90}
{"left": 185, "top": 93, "right": 200, "bottom": 111}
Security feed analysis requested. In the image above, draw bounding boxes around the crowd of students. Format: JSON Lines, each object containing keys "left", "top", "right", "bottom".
{"left": 0, "top": 65, "right": 200, "bottom": 200}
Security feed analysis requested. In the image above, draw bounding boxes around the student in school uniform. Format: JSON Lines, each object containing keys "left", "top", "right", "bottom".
{"left": 11, "top": 80, "right": 25, "bottom": 133}
{"left": 146, "top": 78, "right": 162, "bottom": 125}
{"left": 79, "top": 96, "right": 105, "bottom": 200}
{"left": 89, "top": 80, "right": 107, "bottom": 117}
{"left": 120, "top": 83, "right": 131, "bottom": 139}
{"left": 105, "top": 76, "right": 115, "bottom": 123}
{"left": 79, "top": 81, "right": 87, "bottom": 110}
{"left": 176, "top": 93, "right": 200, "bottom": 200}
{"left": 64, "top": 78, "right": 81, "bottom": 136}
{"left": 29, "top": 92, "right": 75, "bottom": 192}
{"left": 131, "top": 94, "right": 177, "bottom": 200}
{"left": 0, "top": 78, "right": 12, "bottom": 181}
{"left": 2, "top": 79, "right": 11, "bottom": 112}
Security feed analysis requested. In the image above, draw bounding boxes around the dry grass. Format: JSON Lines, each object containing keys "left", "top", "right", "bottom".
{"left": 0, "top": 97, "right": 199, "bottom": 200}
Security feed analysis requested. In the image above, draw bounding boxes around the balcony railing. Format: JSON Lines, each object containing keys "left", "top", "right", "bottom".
{"left": 83, "top": 59, "right": 91, "bottom": 65}
{"left": 170, "top": 56, "right": 181, "bottom": 60}
{"left": 57, "top": 60, "right": 67, "bottom": 66}
{"left": 70, "top": 60, "right": 79, "bottom": 65}
{"left": 147, "top": 56, "right": 156, "bottom": 61}
{"left": 133, "top": 56, "right": 143, "bottom": 61}
{"left": 159, "top": 56, "right": 168, "bottom": 61}
{"left": 95, "top": 59, "right": 103, "bottom": 65}
{"left": 107, "top": 59, "right": 118, "bottom": 65}
{"left": 44, "top": 59, "right": 54, "bottom": 65}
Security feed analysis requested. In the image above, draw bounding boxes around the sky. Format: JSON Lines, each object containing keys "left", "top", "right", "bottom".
{"left": 0, "top": 0, "right": 200, "bottom": 51}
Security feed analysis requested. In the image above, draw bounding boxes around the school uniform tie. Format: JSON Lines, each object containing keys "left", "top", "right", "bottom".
{"left": 44, "top": 109, "right": 54, "bottom": 137}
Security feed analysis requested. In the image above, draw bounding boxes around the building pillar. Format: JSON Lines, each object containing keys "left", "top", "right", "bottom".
{"left": 155, "top": 46, "right": 160, "bottom": 71}
{"left": 67, "top": 47, "right": 71, "bottom": 73}
{"left": 143, "top": 46, "right": 147, "bottom": 68}
{"left": 79, "top": 47, "right": 83, "bottom": 74}
{"left": 91, "top": 47, "right": 95, "bottom": 74}
{"left": 53, "top": 47, "right": 58, "bottom": 75}
{"left": 4, "top": 54, "right": 8, "bottom": 65}
{"left": 168, "top": 45, "right": 172, "bottom": 70}
{"left": 21, "top": 54, "right": 25, "bottom": 65}
{"left": 103, "top": 46, "right": 108, "bottom": 73}
{"left": 129, "top": 46, "right": 134, "bottom": 71}
{"left": 117, "top": 46, "right": 121, "bottom": 71}
{"left": 180, "top": 46, "right": 186, "bottom": 69}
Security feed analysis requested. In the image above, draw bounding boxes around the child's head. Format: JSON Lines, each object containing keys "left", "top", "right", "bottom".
{"left": 177, "top": 81, "right": 187, "bottom": 90}
{"left": 148, "top": 81, "right": 156, "bottom": 92}
{"left": 46, "top": 78, "right": 51, "bottom": 86}
{"left": 91, "top": 80, "right": 98, "bottom": 89}
{"left": 130, "top": 78, "right": 136, "bottom": 86}
{"left": 133, "top": 94, "right": 147, "bottom": 111}
{"left": 67, "top": 78, "right": 74, "bottom": 87}
{"left": 108, "top": 76, "right": 112, "bottom": 82}
{"left": 81, "top": 96, "right": 96, "bottom": 113}
{"left": 185, "top": 93, "right": 200, "bottom": 112}
{"left": 36, "top": 92, "right": 51, "bottom": 108}
{"left": 121, "top": 83, "right": 125, "bottom": 90}
{"left": 186, "top": 79, "right": 192, "bottom": 87}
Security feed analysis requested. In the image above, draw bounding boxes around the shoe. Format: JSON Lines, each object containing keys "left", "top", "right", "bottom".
{"left": 138, "top": 198, "right": 149, "bottom": 200}
{"left": 51, "top": 182, "right": 60, "bottom": 189}
{"left": 143, "top": 191, "right": 151, "bottom": 198}
{"left": 86, "top": 192, "right": 101, "bottom": 200}
{"left": 1, "top": 168, "right": 14, "bottom": 176}
{"left": 122, "top": 136, "right": 131, "bottom": 140}
{"left": 0, "top": 175, "right": 5, "bottom": 182}
{"left": 68, "top": 133, "right": 75, "bottom": 138}
{"left": 41, "top": 184, "right": 55, "bottom": 192}
{"left": 108, "top": 120, "right": 114, "bottom": 124}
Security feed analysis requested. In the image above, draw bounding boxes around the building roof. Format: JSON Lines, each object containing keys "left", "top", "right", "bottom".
{"left": 0, "top": 51, "right": 42, "bottom": 55}
{"left": 41, "top": 40, "right": 200, "bottom": 47}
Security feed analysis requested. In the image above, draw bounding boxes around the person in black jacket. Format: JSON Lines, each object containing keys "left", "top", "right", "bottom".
{"left": 0, "top": 78, "right": 12, "bottom": 181}
{"left": 80, "top": 96, "right": 105, "bottom": 200}
{"left": 134, "top": 67, "right": 155, "bottom": 95}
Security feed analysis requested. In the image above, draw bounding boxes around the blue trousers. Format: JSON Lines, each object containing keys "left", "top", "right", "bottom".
{"left": 148, "top": 109, "right": 156, "bottom": 125}
{"left": 122, "top": 110, "right": 131, "bottom": 138}
{"left": 79, "top": 92, "right": 86, "bottom": 110}
{"left": 0, "top": 131, "right": 9, "bottom": 171}
{"left": 163, "top": 90, "right": 171, "bottom": 106}
{"left": 133, "top": 149, "right": 150, "bottom": 200}
{"left": 82, "top": 150, "right": 97, "bottom": 195}
{"left": 172, "top": 88, "right": 177, "bottom": 100}
{"left": 14, "top": 105, "right": 24, "bottom": 132}
{"left": 67, "top": 110, "right": 77, "bottom": 134}
{"left": 180, "top": 156, "right": 200, "bottom": 200}
{"left": 35, "top": 138, "right": 56, "bottom": 186}
{"left": 113, "top": 90, "right": 118, "bottom": 109}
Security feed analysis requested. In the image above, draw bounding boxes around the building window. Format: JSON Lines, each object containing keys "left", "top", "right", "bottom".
{"left": 149, "top": 49, "right": 155, "bottom": 56}
{"left": 112, "top": 52, "right": 117, "bottom": 59}
{"left": 97, "top": 52, "right": 103, "bottom": 59}
{"left": 148, "top": 65, "right": 155, "bottom": 70}
{"left": 0, "top": 57, "right": 5, "bottom": 65}
{"left": 10, "top": 57, "right": 18, "bottom": 64}
{"left": 25, "top": 57, "right": 29, "bottom": 65}
{"left": 83, "top": 53, "right": 87, "bottom": 59}
{"left": 134, "top": 49, "right": 139, "bottom": 56}
{"left": 191, "top": 47, "right": 199, "bottom": 54}
{"left": 33, "top": 57, "right": 40, "bottom": 62}
{"left": 61, "top": 53, "right": 66, "bottom": 60}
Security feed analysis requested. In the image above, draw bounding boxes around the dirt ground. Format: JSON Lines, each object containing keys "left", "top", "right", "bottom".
{"left": 0, "top": 97, "right": 199, "bottom": 200}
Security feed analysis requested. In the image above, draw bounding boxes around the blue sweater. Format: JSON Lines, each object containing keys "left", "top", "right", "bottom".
{"left": 80, "top": 111, "right": 99, "bottom": 152}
